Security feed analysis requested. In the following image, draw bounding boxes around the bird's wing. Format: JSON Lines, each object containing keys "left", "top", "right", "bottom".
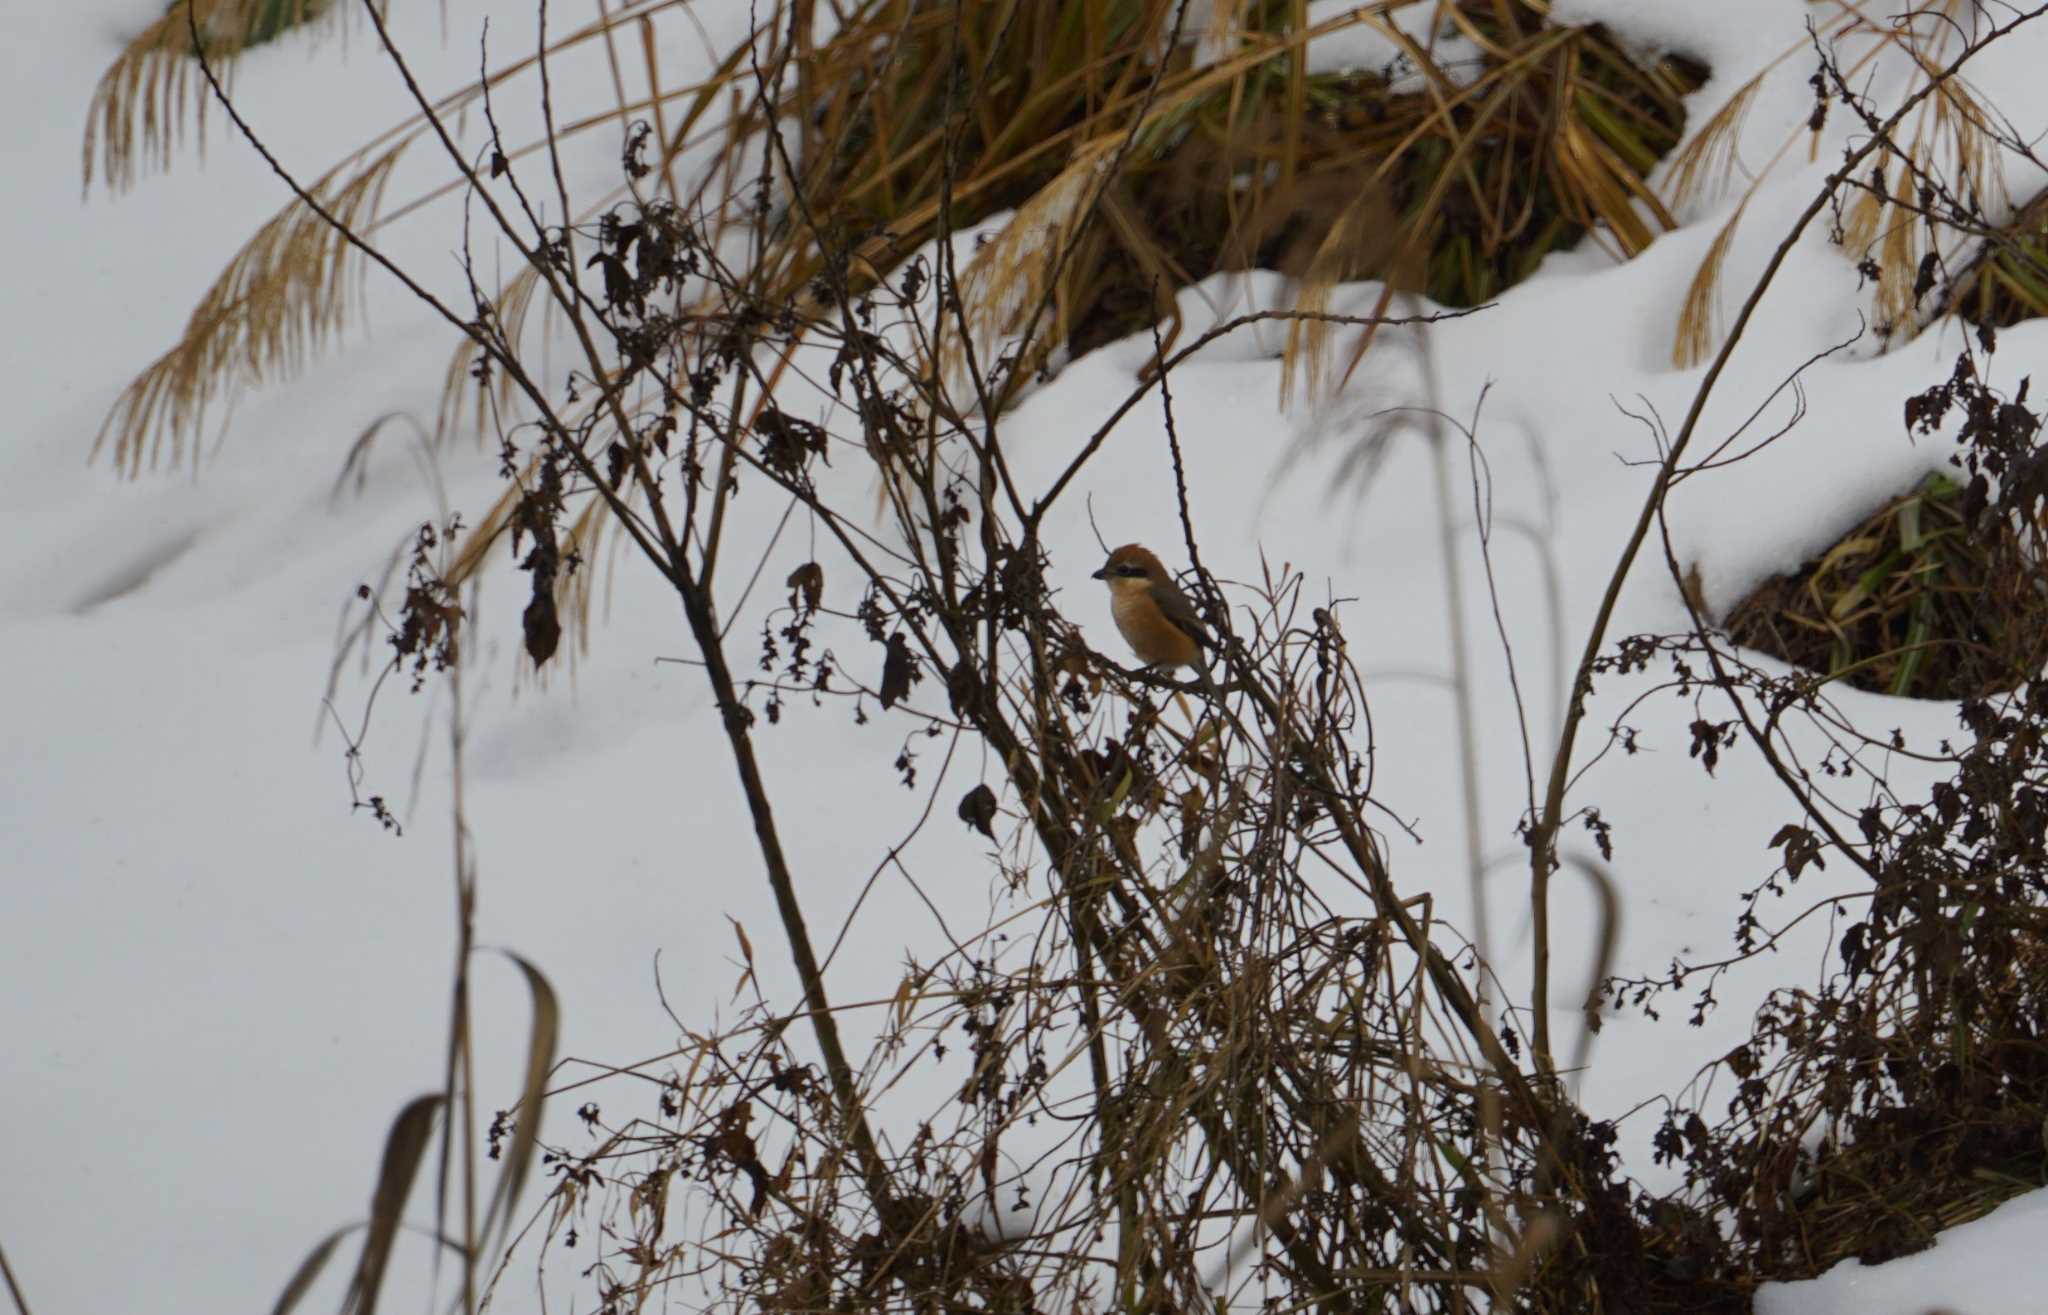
{"left": 1155, "top": 582, "right": 1214, "bottom": 649}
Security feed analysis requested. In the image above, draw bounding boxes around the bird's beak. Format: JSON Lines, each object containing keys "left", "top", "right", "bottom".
{"left": 1090, "top": 567, "right": 1107, "bottom": 580}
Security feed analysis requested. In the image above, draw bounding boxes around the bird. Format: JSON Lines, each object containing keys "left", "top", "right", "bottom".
{"left": 1092, "top": 543, "right": 1216, "bottom": 678}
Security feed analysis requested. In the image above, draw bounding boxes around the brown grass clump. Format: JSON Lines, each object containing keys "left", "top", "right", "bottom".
{"left": 96, "top": 0, "right": 1705, "bottom": 478}
{"left": 1724, "top": 472, "right": 2048, "bottom": 700}
{"left": 743, "top": 1, "right": 1702, "bottom": 401}
{"left": 792, "top": 5, "right": 1703, "bottom": 367}
{"left": 1943, "top": 186, "right": 2048, "bottom": 332}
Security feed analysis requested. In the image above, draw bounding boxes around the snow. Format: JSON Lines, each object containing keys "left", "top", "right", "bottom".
{"left": 1757, "top": 1188, "right": 2048, "bottom": 1315}
{"left": 1297, "top": 1, "right": 1482, "bottom": 83}
{"left": 5, "top": 1, "right": 2048, "bottom": 1312}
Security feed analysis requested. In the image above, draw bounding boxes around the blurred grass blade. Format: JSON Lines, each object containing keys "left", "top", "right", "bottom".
{"left": 481, "top": 952, "right": 560, "bottom": 1260}
{"left": 343, "top": 1093, "right": 443, "bottom": 1315}
{"left": 269, "top": 1223, "right": 358, "bottom": 1315}
{"left": 0, "top": 1237, "right": 33, "bottom": 1315}
{"left": 1898, "top": 491, "right": 1925, "bottom": 551}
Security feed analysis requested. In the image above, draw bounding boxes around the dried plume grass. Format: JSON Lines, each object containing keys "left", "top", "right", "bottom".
{"left": 84, "top": 0, "right": 349, "bottom": 194}
{"left": 94, "top": 143, "right": 407, "bottom": 476}
{"left": 1670, "top": 0, "right": 2007, "bottom": 365}
{"left": 90, "top": 0, "right": 743, "bottom": 478}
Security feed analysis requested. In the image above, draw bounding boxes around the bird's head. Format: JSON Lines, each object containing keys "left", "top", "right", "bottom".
{"left": 1092, "top": 543, "right": 1167, "bottom": 595}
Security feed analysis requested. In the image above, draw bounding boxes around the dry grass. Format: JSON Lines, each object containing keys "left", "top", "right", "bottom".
{"left": 100, "top": 0, "right": 2045, "bottom": 499}
{"left": 84, "top": 0, "right": 343, "bottom": 193}
{"left": 1724, "top": 472, "right": 2048, "bottom": 700}
{"left": 1943, "top": 186, "right": 2048, "bottom": 330}
{"left": 94, "top": 142, "right": 406, "bottom": 475}
{"left": 87, "top": 0, "right": 742, "bottom": 474}
{"left": 1285, "top": 9, "right": 1696, "bottom": 395}
{"left": 735, "top": 0, "right": 1696, "bottom": 403}
{"left": 1669, "top": 0, "right": 2008, "bottom": 365}
{"left": 93, "top": 0, "right": 1699, "bottom": 480}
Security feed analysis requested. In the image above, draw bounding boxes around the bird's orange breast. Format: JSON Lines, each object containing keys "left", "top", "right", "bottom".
{"left": 1112, "top": 589, "right": 1202, "bottom": 667}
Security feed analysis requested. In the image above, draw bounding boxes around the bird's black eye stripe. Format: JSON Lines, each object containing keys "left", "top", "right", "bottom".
{"left": 1115, "top": 564, "right": 1147, "bottom": 577}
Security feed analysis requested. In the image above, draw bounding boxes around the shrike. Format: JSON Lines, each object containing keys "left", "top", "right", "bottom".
{"left": 1092, "top": 544, "right": 1216, "bottom": 682}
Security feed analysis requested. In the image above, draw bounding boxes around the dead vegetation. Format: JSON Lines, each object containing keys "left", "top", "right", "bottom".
{"left": 87, "top": 2, "right": 2048, "bottom": 1313}
{"left": 1668, "top": 0, "right": 2014, "bottom": 364}
{"left": 1627, "top": 643, "right": 2048, "bottom": 1281}
{"left": 84, "top": 0, "right": 337, "bottom": 192}
{"left": 1725, "top": 468, "right": 2048, "bottom": 700}
{"left": 759, "top": 1, "right": 1699, "bottom": 383}
{"left": 1943, "top": 185, "right": 2048, "bottom": 330}
{"left": 1617, "top": 197, "right": 2048, "bottom": 1310}
{"left": 90, "top": 3, "right": 2048, "bottom": 487}
{"left": 89, "top": 0, "right": 1702, "bottom": 475}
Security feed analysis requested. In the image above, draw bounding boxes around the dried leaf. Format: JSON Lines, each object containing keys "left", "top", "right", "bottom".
{"left": 523, "top": 588, "right": 561, "bottom": 667}
{"left": 730, "top": 917, "right": 756, "bottom": 998}
{"left": 958, "top": 783, "right": 998, "bottom": 839}
{"left": 270, "top": 1223, "right": 357, "bottom": 1315}
{"left": 879, "top": 633, "right": 915, "bottom": 710}
{"left": 786, "top": 562, "right": 824, "bottom": 615}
